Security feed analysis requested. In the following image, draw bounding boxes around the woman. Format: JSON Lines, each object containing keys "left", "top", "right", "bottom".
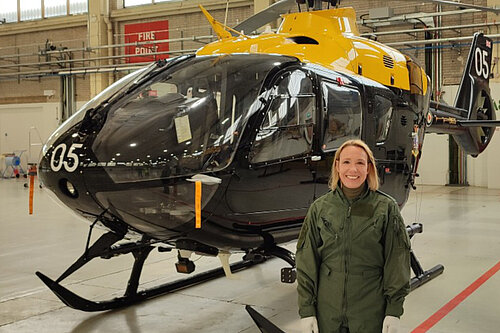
{"left": 296, "top": 139, "right": 410, "bottom": 333}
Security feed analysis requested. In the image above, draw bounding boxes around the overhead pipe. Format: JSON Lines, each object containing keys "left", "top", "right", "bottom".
{"left": 415, "top": 0, "right": 500, "bottom": 15}
{"left": 386, "top": 33, "right": 500, "bottom": 46}
{"left": 0, "top": 34, "right": 214, "bottom": 61}
{"left": 2, "top": 31, "right": 499, "bottom": 72}
{"left": 360, "top": 22, "right": 500, "bottom": 38}
{"left": 358, "top": 8, "right": 478, "bottom": 26}
{"left": 0, "top": 49, "right": 201, "bottom": 78}
{"left": 0, "top": 48, "right": 198, "bottom": 72}
{"left": 0, "top": 63, "right": 149, "bottom": 78}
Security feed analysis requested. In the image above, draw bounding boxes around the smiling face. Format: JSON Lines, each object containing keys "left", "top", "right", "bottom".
{"left": 335, "top": 145, "right": 370, "bottom": 189}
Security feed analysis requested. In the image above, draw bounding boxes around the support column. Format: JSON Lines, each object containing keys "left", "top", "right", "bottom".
{"left": 489, "top": 0, "right": 500, "bottom": 84}
{"left": 88, "top": 0, "right": 110, "bottom": 98}
{"left": 486, "top": 0, "right": 500, "bottom": 188}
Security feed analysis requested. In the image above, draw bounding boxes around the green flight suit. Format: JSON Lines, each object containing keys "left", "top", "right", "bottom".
{"left": 296, "top": 186, "right": 411, "bottom": 333}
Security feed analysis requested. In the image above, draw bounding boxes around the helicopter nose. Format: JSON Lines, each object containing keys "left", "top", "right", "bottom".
{"left": 39, "top": 133, "right": 105, "bottom": 216}
{"left": 40, "top": 140, "right": 80, "bottom": 191}
{"left": 40, "top": 140, "right": 82, "bottom": 191}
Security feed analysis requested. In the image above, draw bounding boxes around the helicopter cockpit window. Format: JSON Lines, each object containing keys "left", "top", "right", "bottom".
{"left": 89, "top": 54, "right": 294, "bottom": 182}
{"left": 249, "top": 70, "right": 315, "bottom": 164}
{"left": 374, "top": 95, "right": 393, "bottom": 144}
{"left": 321, "top": 82, "right": 361, "bottom": 151}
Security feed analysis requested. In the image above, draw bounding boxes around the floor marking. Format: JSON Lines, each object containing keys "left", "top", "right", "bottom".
{"left": 411, "top": 260, "right": 500, "bottom": 333}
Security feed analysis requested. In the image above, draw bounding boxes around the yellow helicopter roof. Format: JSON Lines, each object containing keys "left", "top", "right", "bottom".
{"left": 197, "top": 7, "right": 412, "bottom": 91}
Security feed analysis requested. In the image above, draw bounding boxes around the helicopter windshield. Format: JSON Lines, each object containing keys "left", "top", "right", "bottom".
{"left": 91, "top": 54, "right": 296, "bottom": 183}
{"left": 42, "top": 63, "right": 156, "bottom": 156}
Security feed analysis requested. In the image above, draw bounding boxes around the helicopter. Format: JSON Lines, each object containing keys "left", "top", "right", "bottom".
{"left": 35, "top": 0, "right": 500, "bottom": 316}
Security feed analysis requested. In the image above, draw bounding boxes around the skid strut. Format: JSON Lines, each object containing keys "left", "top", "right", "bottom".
{"left": 36, "top": 231, "right": 260, "bottom": 312}
{"left": 245, "top": 245, "right": 297, "bottom": 283}
{"left": 407, "top": 223, "right": 445, "bottom": 290}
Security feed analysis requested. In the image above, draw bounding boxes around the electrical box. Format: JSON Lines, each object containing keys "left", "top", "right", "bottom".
{"left": 369, "top": 7, "right": 394, "bottom": 19}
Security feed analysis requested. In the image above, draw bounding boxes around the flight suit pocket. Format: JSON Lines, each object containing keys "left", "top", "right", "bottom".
{"left": 352, "top": 215, "right": 383, "bottom": 241}
{"left": 319, "top": 217, "right": 339, "bottom": 243}
{"left": 320, "top": 263, "right": 331, "bottom": 277}
{"left": 362, "top": 268, "right": 382, "bottom": 278}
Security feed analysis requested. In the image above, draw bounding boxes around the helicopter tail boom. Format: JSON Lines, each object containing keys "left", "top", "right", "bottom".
{"left": 425, "top": 33, "right": 498, "bottom": 156}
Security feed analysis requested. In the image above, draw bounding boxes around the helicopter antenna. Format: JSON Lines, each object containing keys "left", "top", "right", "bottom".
{"left": 328, "top": 0, "right": 340, "bottom": 8}
{"left": 302, "top": 0, "right": 341, "bottom": 11}
{"left": 224, "top": 0, "right": 229, "bottom": 27}
{"left": 296, "top": 0, "right": 302, "bottom": 13}
{"left": 199, "top": 5, "right": 247, "bottom": 39}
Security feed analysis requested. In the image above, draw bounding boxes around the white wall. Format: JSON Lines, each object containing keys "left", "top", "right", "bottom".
{"left": 418, "top": 83, "right": 500, "bottom": 189}
{"left": 0, "top": 102, "right": 84, "bottom": 174}
{"left": 468, "top": 82, "right": 500, "bottom": 189}
{"left": 0, "top": 103, "right": 60, "bottom": 173}
{"left": 417, "top": 133, "right": 450, "bottom": 185}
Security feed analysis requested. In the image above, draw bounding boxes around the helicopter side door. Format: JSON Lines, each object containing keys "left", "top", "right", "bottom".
{"left": 249, "top": 69, "right": 315, "bottom": 163}
{"left": 311, "top": 78, "right": 364, "bottom": 198}
{"left": 223, "top": 68, "right": 317, "bottom": 223}
{"left": 320, "top": 80, "right": 363, "bottom": 152}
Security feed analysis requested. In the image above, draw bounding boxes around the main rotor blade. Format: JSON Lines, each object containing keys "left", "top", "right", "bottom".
{"left": 245, "top": 305, "right": 285, "bottom": 333}
{"left": 415, "top": 0, "right": 500, "bottom": 14}
{"left": 233, "top": 0, "right": 296, "bottom": 35}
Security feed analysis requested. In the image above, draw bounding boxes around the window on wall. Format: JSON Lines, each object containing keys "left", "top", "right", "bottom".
{"left": 0, "top": 0, "right": 87, "bottom": 23}
{"left": 124, "top": 0, "right": 176, "bottom": 7}
{"left": 124, "top": 0, "right": 150, "bottom": 7}
{"left": 0, "top": 1, "right": 17, "bottom": 23}
{"left": 20, "top": 0, "right": 42, "bottom": 21}
{"left": 45, "top": 0, "right": 67, "bottom": 18}
{"left": 69, "top": 0, "right": 87, "bottom": 14}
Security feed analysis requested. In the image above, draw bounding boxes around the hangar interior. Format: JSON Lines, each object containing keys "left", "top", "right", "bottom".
{"left": 1, "top": 0, "right": 499, "bottom": 332}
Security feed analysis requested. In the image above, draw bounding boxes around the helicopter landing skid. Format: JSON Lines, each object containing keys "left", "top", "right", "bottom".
{"left": 36, "top": 259, "right": 257, "bottom": 312}
{"left": 35, "top": 231, "right": 260, "bottom": 312}
{"left": 407, "top": 223, "right": 445, "bottom": 290}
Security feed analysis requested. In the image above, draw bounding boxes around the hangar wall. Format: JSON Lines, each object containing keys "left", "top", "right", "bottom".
{"left": 0, "top": 0, "right": 498, "bottom": 188}
{"left": 0, "top": 0, "right": 253, "bottom": 172}
{"left": 418, "top": 84, "right": 500, "bottom": 189}
{"left": 0, "top": 101, "right": 85, "bottom": 173}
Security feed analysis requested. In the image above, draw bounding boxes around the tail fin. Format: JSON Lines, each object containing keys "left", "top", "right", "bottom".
{"left": 455, "top": 33, "right": 492, "bottom": 109}
{"left": 426, "top": 33, "right": 498, "bottom": 156}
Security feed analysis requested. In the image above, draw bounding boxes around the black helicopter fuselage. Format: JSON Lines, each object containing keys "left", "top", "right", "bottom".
{"left": 39, "top": 53, "right": 429, "bottom": 251}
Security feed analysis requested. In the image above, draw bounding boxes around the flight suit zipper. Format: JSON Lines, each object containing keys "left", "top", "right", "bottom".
{"left": 342, "top": 204, "right": 352, "bottom": 326}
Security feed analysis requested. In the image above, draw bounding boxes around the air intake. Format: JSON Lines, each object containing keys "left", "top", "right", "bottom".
{"left": 383, "top": 55, "right": 394, "bottom": 68}
{"left": 287, "top": 36, "right": 319, "bottom": 45}
{"left": 401, "top": 115, "right": 407, "bottom": 126}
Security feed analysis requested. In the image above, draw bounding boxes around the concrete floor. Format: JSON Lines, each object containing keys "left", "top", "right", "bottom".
{"left": 0, "top": 177, "right": 499, "bottom": 333}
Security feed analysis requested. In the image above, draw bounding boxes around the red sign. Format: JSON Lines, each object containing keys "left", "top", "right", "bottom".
{"left": 124, "top": 20, "right": 169, "bottom": 63}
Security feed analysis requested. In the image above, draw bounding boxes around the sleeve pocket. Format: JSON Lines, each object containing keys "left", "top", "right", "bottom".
{"left": 396, "top": 218, "right": 411, "bottom": 249}
{"left": 320, "top": 263, "right": 331, "bottom": 277}
{"left": 297, "top": 221, "right": 309, "bottom": 249}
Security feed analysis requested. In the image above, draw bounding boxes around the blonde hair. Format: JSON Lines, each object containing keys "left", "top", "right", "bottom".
{"left": 329, "top": 139, "right": 379, "bottom": 191}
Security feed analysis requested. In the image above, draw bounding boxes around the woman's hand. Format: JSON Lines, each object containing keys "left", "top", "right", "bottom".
{"left": 382, "top": 315, "right": 400, "bottom": 333}
{"left": 300, "top": 316, "right": 319, "bottom": 333}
